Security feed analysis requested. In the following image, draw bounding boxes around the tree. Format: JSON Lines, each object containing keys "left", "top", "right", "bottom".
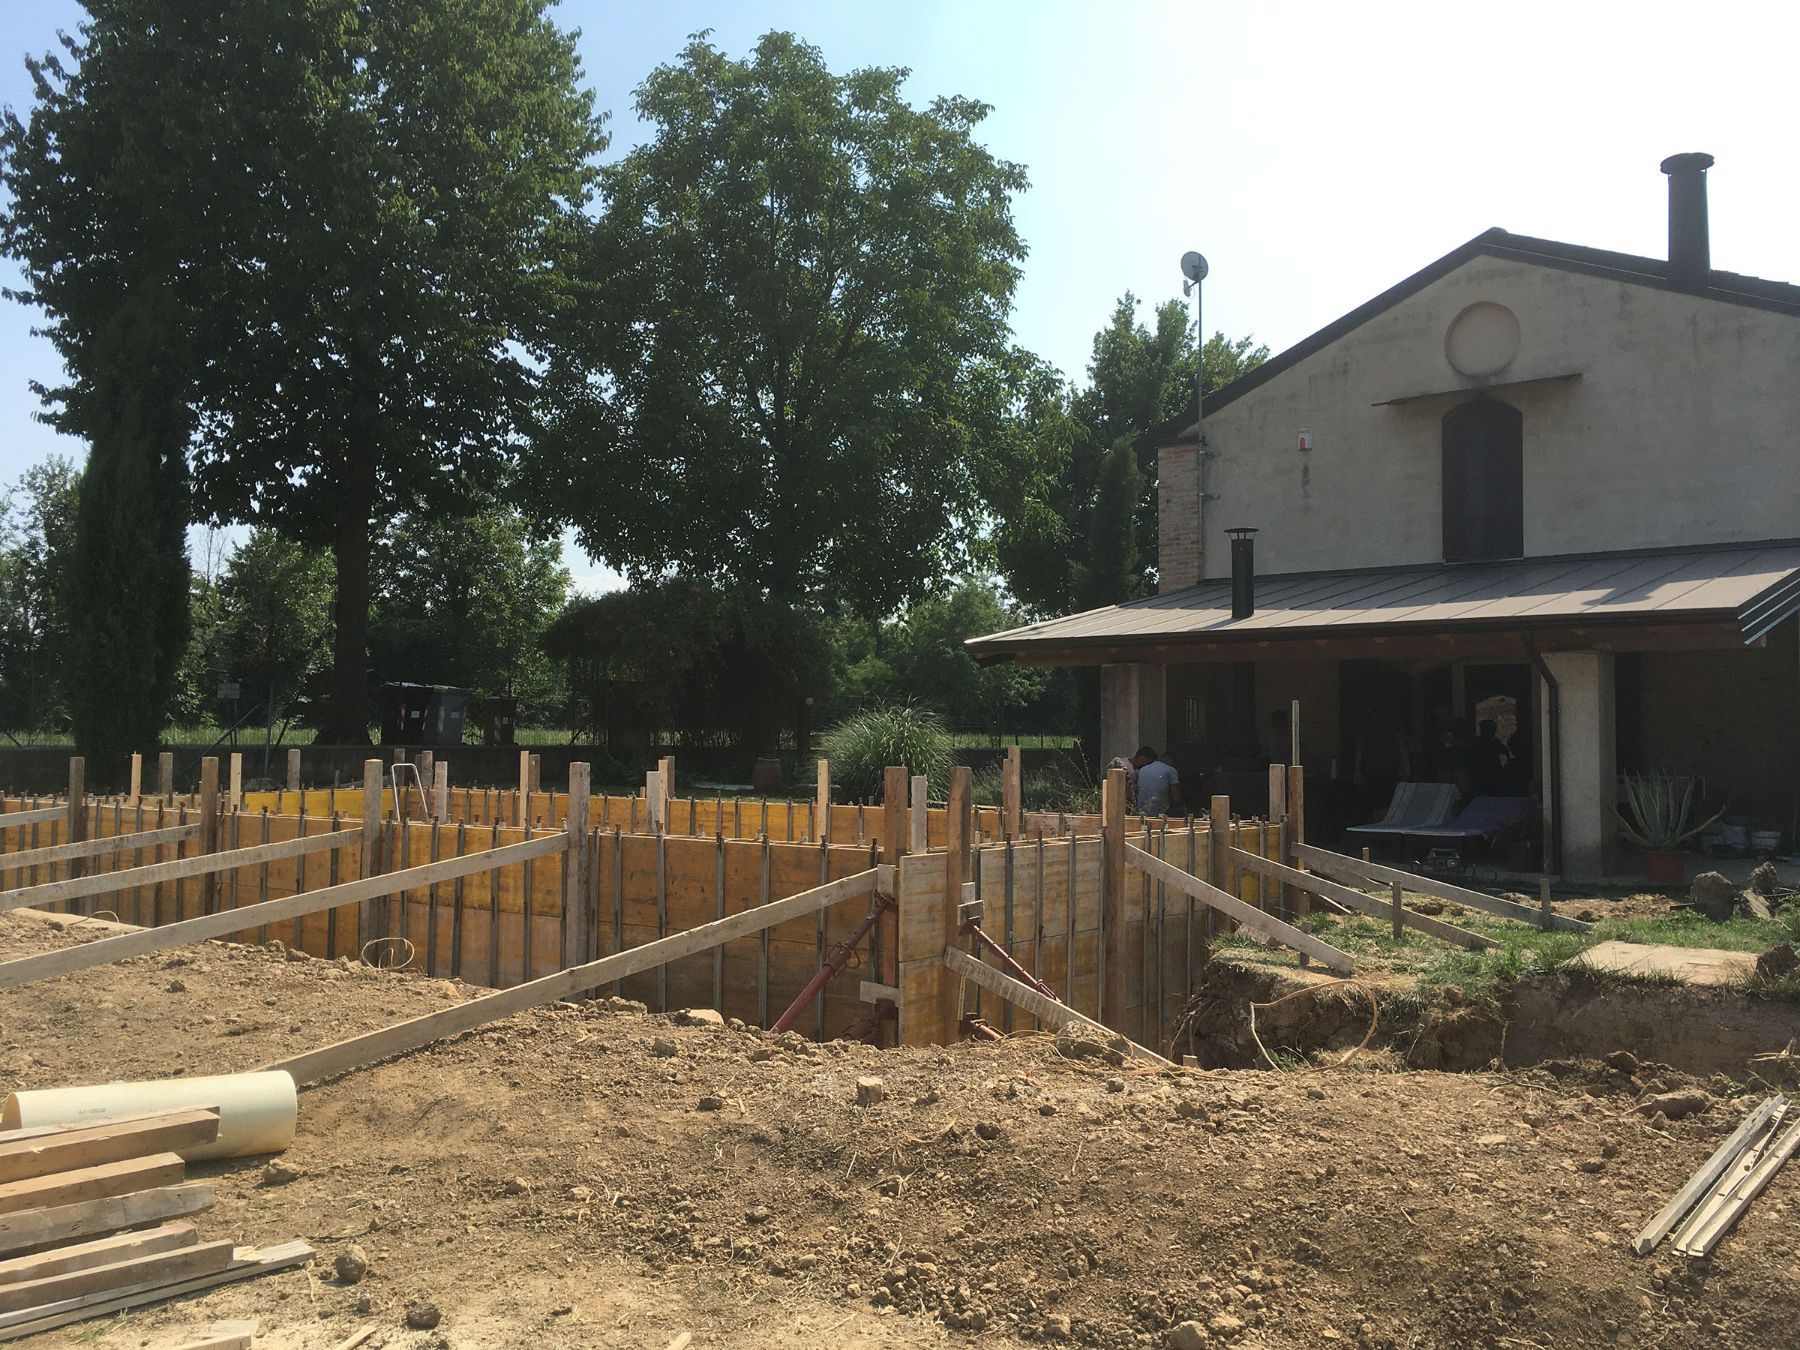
{"left": 2, "top": 0, "right": 606, "bottom": 741}
{"left": 541, "top": 31, "right": 1028, "bottom": 621}
{"left": 207, "top": 530, "right": 336, "bottom": 726}
{"left": 368, "top": 503, "right": 570, "bottom": 721}
{"left": 62, "top": 290, "right": 192, "bottom": 777}
{"left": 987, "top": 296, "right": 1269, "bottom": 615}
{"left": 883, "top": 581, "right": 1048, "bottom": 730}
{"left": 0, "top": 457, "right": 79, "bottom": 735}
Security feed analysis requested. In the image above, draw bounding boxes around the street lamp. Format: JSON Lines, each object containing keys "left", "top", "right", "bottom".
{"left": 1180, "top": 250, "right": 1210, "bottom": 579}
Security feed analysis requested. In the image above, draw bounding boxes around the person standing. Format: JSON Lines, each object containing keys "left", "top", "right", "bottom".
{"left": 1131, "top": 746, "right": 1185, "bottom": 817}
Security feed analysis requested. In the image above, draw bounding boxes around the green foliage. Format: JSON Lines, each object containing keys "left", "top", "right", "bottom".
{"left": 970, "top": 753, "right": 1099, "bottom": 814}
{"left": 821, "top": 704, "right": 955, "bottom": 801}
{"left": 1615, "top": 772, "right": 1725, "bottom": 851}
{"left": 540, "top": 31, "right": 1027, "bottom": 618}
{"left": 2, "top": 0, "right": 607, "bottom": 739}
{"left": 369, "top": 504, "right": 570, "bottom": 722}
{"left": 986, "top": 295, "right": 1269, "bottom": 615}
{"left": 63, "top": 290, "right": 191, "bottom": 777}
{"left": 0, "top": 457, "right": 80, "bottom": 734}
{"left": 180, "top": 529, "right": 335, "bottom": 728}
{"left": 544, "top": 579, "right": 831, "bottom": 753}
{"left": 883, "top": 582, "right": 1049, "bottom": 727}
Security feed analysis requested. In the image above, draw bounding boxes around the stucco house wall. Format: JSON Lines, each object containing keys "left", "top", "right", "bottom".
{"left": 1159, "top": 256, "right": 1800, "bottom": 588}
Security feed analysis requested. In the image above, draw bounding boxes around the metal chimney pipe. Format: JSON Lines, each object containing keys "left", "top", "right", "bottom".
{"left": 1228, "top": 527, "right": 1258, "bottom": 620}
{"left": 1659, "top": 152, "right": 1714, "bottom": 283}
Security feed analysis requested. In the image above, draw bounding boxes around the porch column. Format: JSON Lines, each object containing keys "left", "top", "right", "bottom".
{"left": 1100, "top": 664, "right": 1167, "bottom": 766}
{"left": 1538, "top": 650, "right": 1617, "bottom": 877}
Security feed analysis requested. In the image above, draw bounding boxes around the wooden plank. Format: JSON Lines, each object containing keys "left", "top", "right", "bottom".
{"left": 0, "top": 1240, "right": 310, "bottom": 1340}
{"left": 942, "top": 769, "right": 971, "bottom": 1045}
{"left": 0, "top": 1237, "right": 231, "bottom": 1315}
{"left": 0, "top": 827, "right": 363, "bottom": 916}
{"left": 1292, "top": 843, "right": 1591, "bottom": 931}
{"left": 0, "top": 1108, "right": 220, "bottom": 1184}
{"left": 1125, "top": 844, "right": 1355, "bottom": 974}
{"left": 265, "top": 866, "right": 887, "bottom": 1085}
{"left": 0, "top": 1184, "right": 213, "bottom": 1259}
{"left": 1101, "top": 768, "right": 1127, "bottom": 1034}
{"left": 0, "top": 1221, "right": 197, "bottom": 1287}
{"left": 1229, "top": 848, "right": 1496, "bottom": 950}
{"left": 1633, "top": 1095, "right": 1786, "bottom": 1255}
{"left": 0, "top": 1154, "right": 185, "bottom": 1218}
{"left": 0, "top": 832, "right": 565, "bottom": 991}
{"left": 859, "top": 980, "right": 901, "bottom": 1004}
{"left": 942, "top": 946, "right": 1170, "bottom": 1066}
{"left": 171, "top": 1320, "right": 258, "bottom": 1350}
{"left": 0, "top": 809, "right": 63, "bottom": 832}
{"left": 0, "top": 824, "right": 202, "bottom": 874}
{"left": 1674, "top": 1111, "right": 1800, "bottom": 1257}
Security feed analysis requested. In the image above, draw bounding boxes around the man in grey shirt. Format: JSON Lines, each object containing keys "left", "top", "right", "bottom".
{"left": 1130, "top": 745, "right": 1185, "bottom": 817}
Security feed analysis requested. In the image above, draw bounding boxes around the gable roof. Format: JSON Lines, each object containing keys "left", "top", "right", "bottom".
{"left": 1136, "top": 227, "right": 1800, "bottom": 451}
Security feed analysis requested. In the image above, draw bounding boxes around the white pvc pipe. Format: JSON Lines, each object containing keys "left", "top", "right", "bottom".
{"left": 1, "top": 1071, "right": 297, "bottom": 1161}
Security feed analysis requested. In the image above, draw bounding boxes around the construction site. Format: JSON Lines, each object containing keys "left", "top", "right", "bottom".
{"left": 0, "top": 747, "right": 1796, "bottom": 1349}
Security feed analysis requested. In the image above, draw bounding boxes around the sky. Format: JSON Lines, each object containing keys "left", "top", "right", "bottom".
{"left": 2, "top": 0, "right": 1797, "bottom": 592}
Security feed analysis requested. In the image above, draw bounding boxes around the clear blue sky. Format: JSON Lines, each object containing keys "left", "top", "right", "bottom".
{"left": 3, "top": 1, "right": 1797, "bottom": 591}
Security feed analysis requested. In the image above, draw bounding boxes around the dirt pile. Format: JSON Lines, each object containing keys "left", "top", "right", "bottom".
{"left": 2, "top": 915, "right": 1800, "bottom": 1347}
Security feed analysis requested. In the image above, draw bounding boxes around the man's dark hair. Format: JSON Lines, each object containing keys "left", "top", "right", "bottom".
{"left": 1135, "top": 745, "right": 1157, "bottom": 761}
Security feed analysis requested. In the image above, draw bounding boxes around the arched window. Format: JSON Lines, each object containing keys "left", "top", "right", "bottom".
{"left": 1442, "top": 398, "right": 1523, "bottom": 562}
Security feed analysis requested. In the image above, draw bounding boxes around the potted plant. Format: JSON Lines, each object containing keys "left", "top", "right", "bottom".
{"left": 1616, "top": 773, "right": 1725, "bottom": 885}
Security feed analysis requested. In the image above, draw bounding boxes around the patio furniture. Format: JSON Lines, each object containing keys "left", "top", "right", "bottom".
{"left": 1345, "top": 781, "right": 1460, "bottom": 840}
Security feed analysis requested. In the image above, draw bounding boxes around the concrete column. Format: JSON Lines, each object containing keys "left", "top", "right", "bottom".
{"left": 1538, "top": 650, "right": 1617, "bottom": 877}
{"left": 1100, "top": 663, "right": 1168, "bottom": 766}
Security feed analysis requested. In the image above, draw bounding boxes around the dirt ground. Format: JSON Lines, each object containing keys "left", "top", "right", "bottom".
{"left": 4, "top": 913, "right": 1800, "bottom": 1349}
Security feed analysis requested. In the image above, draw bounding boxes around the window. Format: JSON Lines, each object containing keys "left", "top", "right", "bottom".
{"left": 1442, "top": 398, "right": 1523, "bottom": 562}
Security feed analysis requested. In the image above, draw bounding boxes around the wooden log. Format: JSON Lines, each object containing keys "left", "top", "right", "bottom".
{"left": 0, "top": 823, "right": 201, "bottom": 875}
{"left": 0, "top": 832, "right": 565, "bottom": 991}
{"left": 0, "top": 808, "right": 63, "bottom": 832}
{"left": 1291, "top": 843, "right": 1591, "bottom": 931}
{"left": 0, "top": 1184, "right": 213, "bottom": 1259}
{"left": 0, "top": 1154, "right": 185, "bottom": 1218}
{"left": 1229, "top": 849, "right": 1495, "bottom": 950}
{"left": 0, "top": 827, "right": 363, "bottom": 917}
{"left": 943, "top": 945, "right": 1169, "bottom": 1066}
{"left": 943, "top": 767, "right": 972, "bottom": 1044}
{"left": 1100, "top": 767, "right": 1127, "bottom": 1034}
{"left": 0, "top": 1221, "right": 197, "bottom": 1288}
{"left": 0, "top": 1237, "right": 231, "bottom": 1315}
{"left": 0, "top": 1109, "right": 219, "bottom": 1185}
{"left": 264, "top": 865, "right": 887, "bottom": 1085}
{"left": 0, "top": 1239, "right": 310, "bottom": 1340}
{"left": 882, "top": 766, "right": 906, "bottom": 865}
{"left": 1125, "top": 844, "right": 1354, "bottom": 974}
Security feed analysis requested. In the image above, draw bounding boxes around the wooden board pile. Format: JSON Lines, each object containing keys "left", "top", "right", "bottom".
{"left": 0, "top": 1106, "right": 310, "bottom": 1341}
{"left": 1634, "top": 1094, "right": 1800, "bottom": 1258}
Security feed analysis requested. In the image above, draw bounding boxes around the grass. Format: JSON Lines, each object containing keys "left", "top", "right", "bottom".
{"left": 1214, "top": 889, "right": 1800, "bottom": 1011}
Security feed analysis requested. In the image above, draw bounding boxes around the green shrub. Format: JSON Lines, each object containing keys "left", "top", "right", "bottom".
{"left": 822, "top": 703, "right": 954, "bottom": 801}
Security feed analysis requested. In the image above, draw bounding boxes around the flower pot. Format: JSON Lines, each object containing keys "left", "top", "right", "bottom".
{"left": 1645, "top": 849, "right": 1687, "bottom": 885}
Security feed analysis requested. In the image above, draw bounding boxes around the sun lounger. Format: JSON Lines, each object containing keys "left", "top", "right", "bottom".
{"left": 1403, "top": 795, "right": 1539, "bottom": 846}
{"left": 1345, "top": 781, "right": 1460, "bottom": 838}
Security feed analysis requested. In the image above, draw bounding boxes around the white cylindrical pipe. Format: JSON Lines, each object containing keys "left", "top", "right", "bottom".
{"left": 1, "top": 1071, "right": 297, "bottom": 1160}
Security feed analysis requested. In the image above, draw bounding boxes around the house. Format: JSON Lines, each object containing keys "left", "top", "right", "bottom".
{"left": 968, "top": 154, "right": 1800, "bottom": 876}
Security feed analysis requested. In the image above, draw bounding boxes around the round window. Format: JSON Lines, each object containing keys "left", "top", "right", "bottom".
{"left": 1444, "top": 302, "right": 1521, "bottom": 378}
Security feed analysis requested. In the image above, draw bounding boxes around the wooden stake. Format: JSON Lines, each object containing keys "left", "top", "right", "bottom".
{"left": 943, "top": 766, "right": 972, "bottom": 1044}
{"left": 910, "top": 774, "right": 928, "bottom": 855}
{"left": 197, "top": 757, "right": 219, "bottom": 916}
{"left": 817, "top": 758, "right": 832, "bottom": 845}
{"left": 1003, "top": 745, "right": 1023, "bottom": 839}
{"left": 432, "top": 760, "right": 449, "bottom": 823}
{"left": 128, "top": 754, "right": 143, "bottom": 804}
{"left": 527, "top": 753, "right": 542, "bottom": 797}
{"left": 881, "top": 766, "right": 907, "bottom": 864}
{"left": 658, "top": 755, "right": 675, "bottom": 826}
{"left": 226, "top": 754, "right": 241, "bottom": 811}
{"left": 65, "top": 757, "right": 86, "bottom": 885}
{"left": 565, "top": 762, "right": 591, "bottom": 964}
{"left": 360, "top": 758, "right": 383, "bottom": 947}
{"left": 1392, "top": 879, "right": 1404, "bottom": 941}
{"left": 1101, "top": 765, "right": 1127, "bottom": 1035}
{"left": 1539, "top": 876, "right": 1553, "bottom": 930}
{"left": 1287, "top": 764, "right": 1308, "bottom": 955}
{"left": 157, "top": 752, "right": 173, "bottom": 801}
{"left": 285, "top": 748, "right": 301, "bottom": 793}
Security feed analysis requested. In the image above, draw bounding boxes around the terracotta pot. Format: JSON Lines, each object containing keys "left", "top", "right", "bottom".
{"left": 1645, "top": 849, "right": 1687, "bottom": 885}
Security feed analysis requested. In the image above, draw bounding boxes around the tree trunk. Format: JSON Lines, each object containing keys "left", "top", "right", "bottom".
{"left": 321, "top": 450, "right": 376, "bottom": 744}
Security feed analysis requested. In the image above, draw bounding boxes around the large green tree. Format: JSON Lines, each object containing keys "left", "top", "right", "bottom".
{"left": 368, "top": 503, "right": 570, "bottom": 721}
{"left": 2, "top": 0, "right": 606, "bottom": 741}
{"left": 541, "top": 31, "right": 1028, "bottom": 621}
{"left": 988, "top": 296, "right": 1269, "bottom": 615}
{"left": 63, "top": 290, "right": 192, "bottom": 777}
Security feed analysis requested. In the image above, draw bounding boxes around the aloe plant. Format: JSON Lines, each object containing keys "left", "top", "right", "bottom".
{"left": 1615, "top": 773, "right": 1725, "bottom": 851}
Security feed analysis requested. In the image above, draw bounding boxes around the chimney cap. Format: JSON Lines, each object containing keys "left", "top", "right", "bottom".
{"left": 1660, "top": 152, "right": 1714, "bottom": 175}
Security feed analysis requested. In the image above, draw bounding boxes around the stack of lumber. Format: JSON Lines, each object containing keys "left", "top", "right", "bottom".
{"left": 0, "top": 1106, "right": 310, "bottom": 1341}
{"left": 1634, "top": 1093, "right": 1800, "bottom": 1258}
